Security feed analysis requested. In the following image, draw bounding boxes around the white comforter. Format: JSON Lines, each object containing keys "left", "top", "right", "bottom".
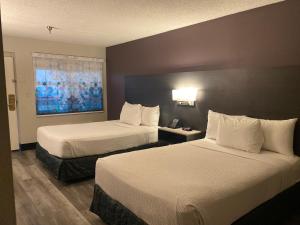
{"left": 95, "top": 139, "right": 300, "bottom": 225}
{"left": 37, "top": 120, "right": 158, "bottom": 158}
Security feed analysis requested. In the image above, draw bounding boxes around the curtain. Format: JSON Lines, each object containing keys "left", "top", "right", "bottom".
{"left": 33, "top": 53, "right": 104, "bottom": 115}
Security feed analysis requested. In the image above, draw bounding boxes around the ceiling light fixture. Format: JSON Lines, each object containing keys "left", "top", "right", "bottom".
{"left": 46, "top": 25, "right": 58, "bottom": 34}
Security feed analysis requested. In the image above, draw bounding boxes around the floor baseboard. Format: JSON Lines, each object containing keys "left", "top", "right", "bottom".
{"left": 20, "top": 142, "right": 37, "bottom": 151}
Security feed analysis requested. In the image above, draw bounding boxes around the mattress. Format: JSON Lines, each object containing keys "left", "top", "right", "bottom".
{"left": 37, "top": 120, "right": 158, "bottom": 158}
{"left": 95, "top": 139, "right": 300, "bottom": 225}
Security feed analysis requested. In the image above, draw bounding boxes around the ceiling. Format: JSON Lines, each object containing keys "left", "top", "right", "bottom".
{"left": 1, "top": 0, "right": 283, "bottom": 47}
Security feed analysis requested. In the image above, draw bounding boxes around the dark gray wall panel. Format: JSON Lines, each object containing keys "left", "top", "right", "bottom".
{"left": 125, "top": 67, "right": 300, "bottom": 155}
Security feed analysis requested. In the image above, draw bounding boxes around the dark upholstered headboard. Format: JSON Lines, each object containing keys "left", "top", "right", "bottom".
{"left": 125, "top": 67, "right": 300, "bottom": 156}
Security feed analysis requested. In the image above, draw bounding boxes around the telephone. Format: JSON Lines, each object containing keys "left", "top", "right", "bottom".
{"left": 168, "top": 118, "right": 180, "bottom": 129}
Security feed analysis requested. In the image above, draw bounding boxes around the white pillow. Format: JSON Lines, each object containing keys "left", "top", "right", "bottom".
{"left": 260, "top": 118, "right": 297, "bottom": 156}
{"left": 216, "top": 116, "right": 264, "bottom": 153}
{"left": 120, "top": 102, "right": 142, "bottom": 126}
{"left": 141, "top": 105, "right": 160, "bottom": 126}
{"left": 206, "top": 110, "right": 244, "bottom": 140}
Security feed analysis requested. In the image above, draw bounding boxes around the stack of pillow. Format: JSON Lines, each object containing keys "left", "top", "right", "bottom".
{"left": 120, "top": 102, "right": 160, "bottom": 127}
{"left": 206, "top": 110, "right": 298, "bottom": 156}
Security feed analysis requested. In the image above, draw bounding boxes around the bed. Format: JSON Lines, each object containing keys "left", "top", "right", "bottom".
{"left": 90, "top": 138, "right": 300, "bottom": 225}
{"left": 36, "top": 120, "right": 160, "bottom": 181}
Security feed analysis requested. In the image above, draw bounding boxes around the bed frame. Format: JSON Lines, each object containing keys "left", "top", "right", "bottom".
{"left": 90, "top": 182, "right": 300, "bottom": 225}
{"left": 36, "top": 142, "right": 166, "bottom": 182}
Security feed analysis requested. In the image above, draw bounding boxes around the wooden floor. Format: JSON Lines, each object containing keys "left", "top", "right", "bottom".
{"left": 12, "top": 150, "right": 300, "bottom": 225}
{"left": 12, "top": 150, "right": 105, "bottom": 225}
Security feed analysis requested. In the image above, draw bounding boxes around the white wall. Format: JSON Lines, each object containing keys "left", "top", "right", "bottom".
{"left": 3, "top": 36, "right": 107, "bottom": 144}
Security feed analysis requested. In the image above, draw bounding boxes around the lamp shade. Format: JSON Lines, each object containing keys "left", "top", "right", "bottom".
{"left": 172, "top": 88, "right": 197, "bottom": 102}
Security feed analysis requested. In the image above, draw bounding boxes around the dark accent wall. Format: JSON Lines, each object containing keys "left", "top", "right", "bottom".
{"left": 0, "top": 13, "right": 17, "bottom": 225}
{"left": 125, "top": 67, "right": 300, "bottom": 155}
{"left": 107, "top": 0, "right": 300, "bottom": 119}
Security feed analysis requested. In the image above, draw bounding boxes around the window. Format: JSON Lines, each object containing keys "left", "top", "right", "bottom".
{"left": 33, "top": 53, "right": 103, "bottom": 115}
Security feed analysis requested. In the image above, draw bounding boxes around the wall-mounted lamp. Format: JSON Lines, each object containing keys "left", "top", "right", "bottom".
{"left": 172, "top": 88, "right": 197, "bottom": 106}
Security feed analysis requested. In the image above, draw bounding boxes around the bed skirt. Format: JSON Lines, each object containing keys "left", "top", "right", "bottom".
{"left": 90, "top": 184, "right": 147, "bottom": 225}
{"left": 36, "top": 142, "right": 165, "bottom": 182}
{"left": 90, "top": 182, "right": 300, "bottom": 225}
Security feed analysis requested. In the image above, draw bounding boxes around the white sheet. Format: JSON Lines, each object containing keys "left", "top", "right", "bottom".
{"left": 37, "top": 120, "right": 158, "bottom": 158}
{"left": 95, "top": 139, "right": 300, "bottom": 225}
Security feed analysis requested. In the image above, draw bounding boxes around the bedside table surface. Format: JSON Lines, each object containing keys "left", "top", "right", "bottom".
{"left": 159, "top": 127, "right": 202, "bottom": 136}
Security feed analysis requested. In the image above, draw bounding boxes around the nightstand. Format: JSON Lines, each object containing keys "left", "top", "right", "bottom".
{"left": 158, "top": 127, "right": 205, "bottom": 144}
